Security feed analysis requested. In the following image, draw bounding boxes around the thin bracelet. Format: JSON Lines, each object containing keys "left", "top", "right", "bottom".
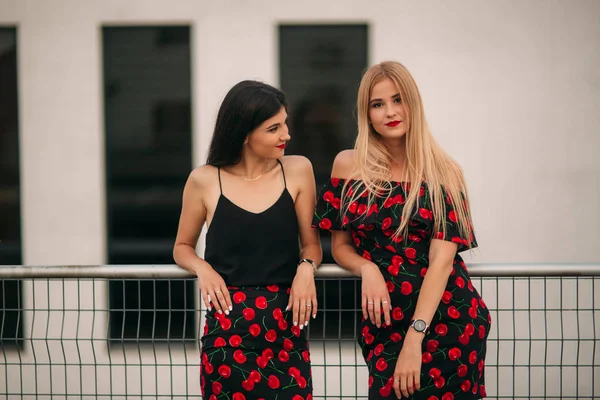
{"left": 298, "top": 258, "right": 317, "bottom": 274}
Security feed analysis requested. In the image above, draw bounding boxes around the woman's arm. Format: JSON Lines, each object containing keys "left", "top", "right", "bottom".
{"left": 292, "top": 156, "right": 322, "bottom": 270}
{"left": 328, "top": 150, "right": 369, "bottom": 275}
{"left": 173, "top": 168, "right": 208, "bottom": 275}
{"left": 393, "top": 238, "right": 457, "bottom": 398}
{"left": 173, "top": 166, "right": 232, "bottom": 315}
{"left": 408, "top": 239, "right": 457, "bottom": 339}
{"left": 286, "top": 156, "right": 322, "bottom": 328}
{"left": 329, "top": 150, "right": 392, "bottom": 328}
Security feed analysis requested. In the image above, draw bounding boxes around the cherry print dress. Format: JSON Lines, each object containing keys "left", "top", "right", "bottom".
{"left": 313, "top": 178, "right": 491, "bottom": 400}
{"left": 200, "top": 161, "right": 312, "bottom": 400}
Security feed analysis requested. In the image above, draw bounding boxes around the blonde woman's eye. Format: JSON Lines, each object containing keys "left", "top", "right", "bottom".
{"left": 394, "top": 98, "right": 402, "bottom": 103}
{"left": 372, "top": 103, "right": 382, "bottom": 108}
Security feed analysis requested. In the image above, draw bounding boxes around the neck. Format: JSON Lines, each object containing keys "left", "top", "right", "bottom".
{"left": 382, "top": 137, "right": 407, "bottom": 168}
{"left": 233, "top": 151, "right": 273, "bottom": 180}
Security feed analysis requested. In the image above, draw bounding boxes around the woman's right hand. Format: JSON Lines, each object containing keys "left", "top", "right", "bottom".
{"left": 361, "top": 263, "right": 392, "bottom": 328}
{"left": 197, "top": 264, "right": 232, "bottom": 315}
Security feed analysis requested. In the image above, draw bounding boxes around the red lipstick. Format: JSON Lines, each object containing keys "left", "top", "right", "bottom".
{"left": 276, "top": 144, "right": 286, "bottom": 149}
{"left": 385, "top": 121, "right": 401, "bottom": 127}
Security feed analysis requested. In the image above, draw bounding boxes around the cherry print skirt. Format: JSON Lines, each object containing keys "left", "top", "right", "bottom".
{"left": 200, "top": 285, "right": 313, "bottom": 400}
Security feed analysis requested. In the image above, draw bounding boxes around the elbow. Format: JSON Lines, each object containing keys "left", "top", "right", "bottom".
{"left": 172, "top": 242, "right": 189, "bottom": 265}
{"left": 429, "top": 258, "right": 454, "bottom": 277}
{"left": 444, "top": 262, "right": 454, "bottom": 276}
{"left": 172, "top": 243, "right": 181, "bottom": 265}
{"left": 331, "top": 244, "right": 344, "bottom": 267}
{"left": 331, "top": 248, "right": 339, "bottom": 265}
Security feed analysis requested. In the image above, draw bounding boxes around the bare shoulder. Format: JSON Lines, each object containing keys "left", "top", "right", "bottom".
{"left": 188, "top": 164, "right": 219, "bottom": 191}
{"left": 331, "top": 149, "right": 356, "bottom": 179}
{"left": 281, "top": 155, "right": 314, "bottom": 177}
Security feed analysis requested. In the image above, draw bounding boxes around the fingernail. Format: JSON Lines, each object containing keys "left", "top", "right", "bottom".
{"left": 225, "top": 310, "right": 229, "bottom": 315}
{"left": 300, "top": 325, "right": 304, "bottom": 330}
{"left": 229, "top": 306, "right": 233, "bottom": 311}
{"left": 218, "top": 310, "right": 222, "bottom": 314}
{"left": 304, "top": 321, "right": 308, "bottom": 327}
{"left": 294, "top": 321, "right": 297, "bottom": 326}
{"left": 313, "top": 314, "right": 316, "bottom": 319}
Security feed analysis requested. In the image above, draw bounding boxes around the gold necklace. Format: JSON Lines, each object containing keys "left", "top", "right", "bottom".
{"left": 240, "top": 161, "right": 270, "bottom": 181}
{"left": 244, "top": 174, "right": 264, "bottom": 182}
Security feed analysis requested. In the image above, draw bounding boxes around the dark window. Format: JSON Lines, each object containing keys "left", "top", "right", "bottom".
{"left": 279, "top": 24, "right": 368, "bottom": 339}
{"left": 0, "top": 27, "right": 22, "bottom": 348}
{"left": 103, "top": 26, "right": 194, "bottom": 342}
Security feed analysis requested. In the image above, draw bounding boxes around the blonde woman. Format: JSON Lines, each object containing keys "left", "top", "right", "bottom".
{"left": 313, "top": 62, "right": 490, "bottom": 399}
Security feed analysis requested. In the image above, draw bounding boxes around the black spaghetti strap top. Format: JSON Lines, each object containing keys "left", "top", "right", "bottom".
{"left": 204, "top": 160, "right": 300, "bottom": 286}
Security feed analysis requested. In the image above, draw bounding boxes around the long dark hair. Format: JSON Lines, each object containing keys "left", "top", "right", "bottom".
{"left": 206, "top": 80, "right": 287, "bottom": 166}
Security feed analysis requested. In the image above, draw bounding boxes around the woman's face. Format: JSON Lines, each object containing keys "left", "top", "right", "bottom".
{"left": 245, "top": 107, "right": 290, "bottom": 159}
{"left": 368, "top": 78, "right": 409, "bottom": 141}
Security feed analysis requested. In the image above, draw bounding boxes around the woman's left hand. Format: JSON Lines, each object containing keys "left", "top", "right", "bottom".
{"left": 393, "top": 333, "right": 423, "bottom": 398}
{"left": 287, "top": 263, "right": 317, "bottom": 328}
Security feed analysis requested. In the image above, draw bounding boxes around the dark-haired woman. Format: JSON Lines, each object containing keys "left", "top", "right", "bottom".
{"left": 174, "top": 80, "right": 322, "bottom": 400}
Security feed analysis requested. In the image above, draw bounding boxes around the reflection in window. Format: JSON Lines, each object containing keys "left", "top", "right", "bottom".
{"left": 0, "top": 27, "right": 22, "bottom": 347}
{"left": 279, "top": 24, "right": 368, "bottom": 339}
{"left": 103, "top": 26, "right": 194, "bottom": 342}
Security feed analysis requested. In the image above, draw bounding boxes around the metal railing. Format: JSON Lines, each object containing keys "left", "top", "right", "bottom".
{"left": 0, "top": 264, "right": 599, "bottom": 399}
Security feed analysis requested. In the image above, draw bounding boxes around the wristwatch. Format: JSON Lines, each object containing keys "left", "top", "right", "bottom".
{"left": 298, "top": 258, "right": 317, "bottom": 274}
{"left": 410, "top": 319, "right": 429, "bottom": 334}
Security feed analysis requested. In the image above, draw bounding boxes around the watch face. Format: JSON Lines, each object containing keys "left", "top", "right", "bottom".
{"left": 413, "top": 320, "right": 427, "bottom": 332}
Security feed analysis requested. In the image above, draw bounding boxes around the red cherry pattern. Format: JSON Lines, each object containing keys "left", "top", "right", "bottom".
{"left": 200, "top": 285, "right": 312, "bottom": 398}
{"left": 314, "top": 179, "right": 490, "bottom": 398}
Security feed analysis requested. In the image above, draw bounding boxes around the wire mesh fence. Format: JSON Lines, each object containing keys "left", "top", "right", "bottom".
{"left": 0, "top": 264, "right": 599, "bottom": 399}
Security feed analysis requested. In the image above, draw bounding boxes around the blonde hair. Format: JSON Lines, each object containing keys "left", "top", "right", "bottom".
{"left": 342, "top": 61, "right": 474, "bottom": 244}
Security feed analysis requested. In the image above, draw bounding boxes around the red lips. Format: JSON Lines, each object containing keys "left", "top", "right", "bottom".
{"left": 385, "top": 121, "right": 401, "bottom": 127}
{"left": 276, "top": 144, "right": 286, "bottom": 149}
